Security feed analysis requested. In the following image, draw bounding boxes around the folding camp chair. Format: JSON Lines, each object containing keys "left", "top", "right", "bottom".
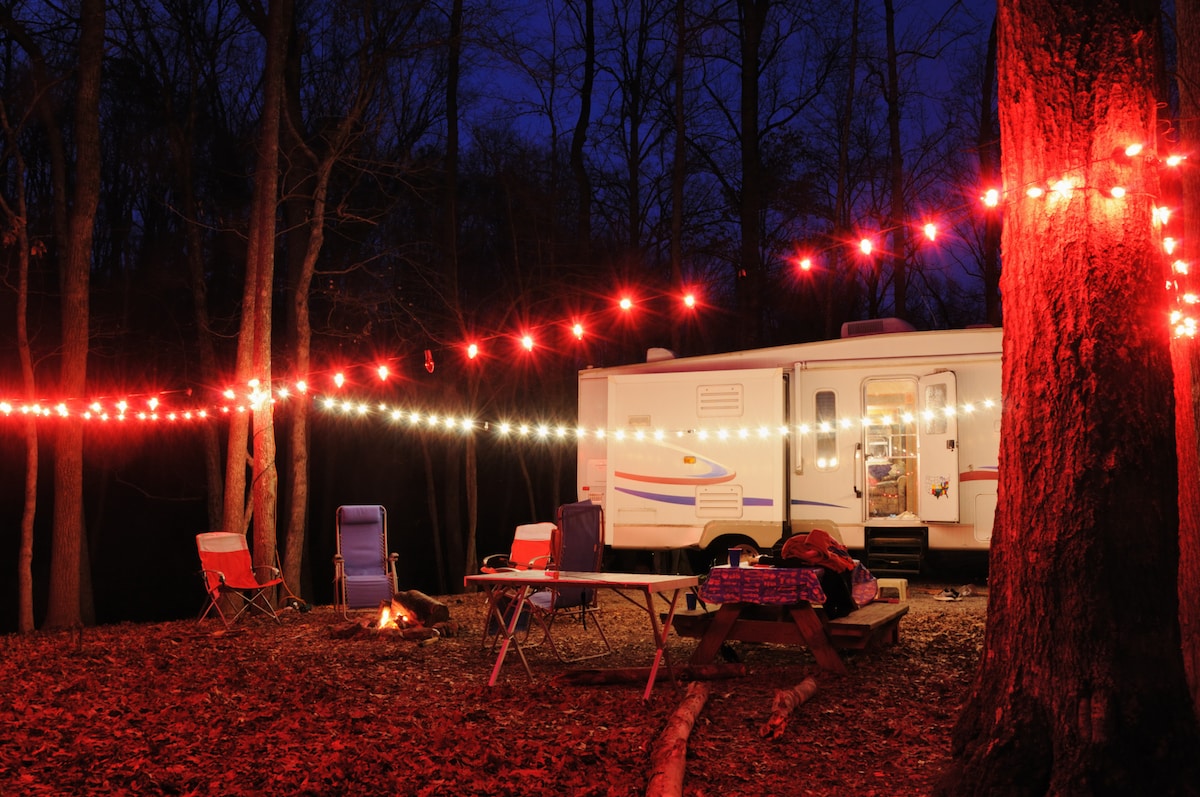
{"left": 527, "top": 501, "right": 612, "bottom": 662}
{"left": 479, "top": 521, "right": 555, "bottom": 648}
{"left": 334, "top": 504, "right": 399, "bottom": 619}
{"left": 196, "top": 532, "right": 284, "bottom": 629}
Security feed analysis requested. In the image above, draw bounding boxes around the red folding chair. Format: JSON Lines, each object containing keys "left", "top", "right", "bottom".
{"left": 478, "top": 522, "right": 555, "bottom": 648}
{"left": 196, "top": 532, "right": 283, "bottom": 629}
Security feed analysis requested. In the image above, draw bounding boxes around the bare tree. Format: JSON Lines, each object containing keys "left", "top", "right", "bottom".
{"left": 44, "top": 0, "right": 103, "bottom": 629}
{"left": 225, "top": 0, "right": 292, "bottom": 577}
{"left": 0, "top": 96, "right": 38, "bottom": 633}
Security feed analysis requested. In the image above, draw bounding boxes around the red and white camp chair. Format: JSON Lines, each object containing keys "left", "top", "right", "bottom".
{"left": 195, "top": 532, "right": 284, "bottom": 628}
{"left": 478, "top": 522, "right": 555, "bottom": 648}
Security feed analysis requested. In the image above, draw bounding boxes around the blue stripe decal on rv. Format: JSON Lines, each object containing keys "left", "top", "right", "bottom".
{"left": 615, "top": 486, "right": 773, "bottom": 507}
{"left": 791, "top": 498, "right": 851, "bottom": 509}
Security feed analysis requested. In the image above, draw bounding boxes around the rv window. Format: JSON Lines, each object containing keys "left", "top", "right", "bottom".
{"left": 815, "top": 390, "right": 838, "bottom": 470}
{"left": 923, "top": 383, "right": 949, "bottom": 435}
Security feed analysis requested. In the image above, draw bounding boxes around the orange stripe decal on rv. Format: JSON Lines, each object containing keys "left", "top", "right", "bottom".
{"left": 612, "top": 470, "right": 735, "bottom": 486}
{"left": 959, "top": 469, "right": 998, "bottom": 482}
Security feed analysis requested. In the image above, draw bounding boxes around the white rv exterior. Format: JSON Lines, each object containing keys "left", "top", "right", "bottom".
{"left": 576, "top": 324, "right": 1002, "bottom": 572}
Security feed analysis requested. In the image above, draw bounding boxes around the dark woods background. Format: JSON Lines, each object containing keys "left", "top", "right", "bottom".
{"left": 0, "top": 0, "right": 1005, "bottom": 631}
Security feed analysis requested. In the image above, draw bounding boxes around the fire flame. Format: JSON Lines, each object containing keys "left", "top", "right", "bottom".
{"left": 376, "top": 603, "right": 410, "bottom": 630}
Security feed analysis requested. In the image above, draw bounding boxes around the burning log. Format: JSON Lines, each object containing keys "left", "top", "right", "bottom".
{"left": 759, "top": 676, "right": 819, "bottom": 740}
{"left": 392, "top": 590, "right": 450, "bottom": 626}
{"left": 645, "top": 681, "right": 710, "bottom": 797}
{"left": 327, "top": 593, "right": 454, "bottom": 644}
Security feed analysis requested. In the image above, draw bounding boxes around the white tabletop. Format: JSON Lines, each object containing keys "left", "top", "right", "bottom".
{"left": 465, "top": 570, "right": 697, "bottom": 591}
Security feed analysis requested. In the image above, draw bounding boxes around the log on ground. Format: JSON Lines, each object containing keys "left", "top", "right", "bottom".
{"left": 393, "top": 590, "right": 451, "bottom": 626}
{"left": 759, "top": 676, "right": 819, "bottom": 740}
{"left": 646, "top": 681, "right": 711, "bottom": 797}
{"left": 555, "top": 663, "right": 747, "bottom": 686}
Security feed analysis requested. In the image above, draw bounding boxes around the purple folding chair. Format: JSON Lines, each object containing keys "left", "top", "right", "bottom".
{"left": 333, "top": 505, "right": 398, "bottom": 619}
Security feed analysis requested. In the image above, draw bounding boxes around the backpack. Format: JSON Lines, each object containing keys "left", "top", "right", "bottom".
{"left": 764, "top": 528, "right": 859, "bottom": 618}
{"left": 779, "top": 528, "right": 856, "bottom": 573}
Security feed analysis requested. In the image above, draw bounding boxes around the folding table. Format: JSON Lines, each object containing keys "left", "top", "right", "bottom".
{"left": 465, "top": 570, "right": 699, "bottom": 701}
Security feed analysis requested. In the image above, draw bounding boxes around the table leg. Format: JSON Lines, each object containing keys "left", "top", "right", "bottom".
{"left": 787, "top": 604, "right": 848, "bottom": 674}
{"left": 488, "top": 585, "right": 533, "bottom": 685}
{"left": 641, "top": 587, "right": 679, "bottom": 701}
{"left": 689, "top": 603, "right": 742, "bottom": 664}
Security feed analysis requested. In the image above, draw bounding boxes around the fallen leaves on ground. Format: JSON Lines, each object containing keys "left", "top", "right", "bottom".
{"left": 0, "top": 583, "right": 985, "bottom": 796}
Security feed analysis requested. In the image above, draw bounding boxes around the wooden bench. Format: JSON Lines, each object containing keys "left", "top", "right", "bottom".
{"left": 668, "top": 600, "right": 909, "bottom": 669}
{"left": 824, "top": 600, "right": 909, "bottom": 649}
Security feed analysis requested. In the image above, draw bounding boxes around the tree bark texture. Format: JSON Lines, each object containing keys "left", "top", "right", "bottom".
{"left": 1172, "top": 0, "right": 1200, "bottom": 720}
{"left": 941, "top": 1, "right": 1200, "bottom": 793}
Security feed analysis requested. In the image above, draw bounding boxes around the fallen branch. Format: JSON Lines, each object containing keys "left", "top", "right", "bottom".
{"left": 646, "top": 682, "right": 711, "bottom": 797}
{"left": 759, "top": 676, "right": 819, "bottom": 740}
{"left": 555, "top": 663, "right": 747, "bottom": 686}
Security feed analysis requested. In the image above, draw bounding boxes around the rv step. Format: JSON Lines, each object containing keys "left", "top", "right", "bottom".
{"left": 865, "top": 529, "right": 925, "bottom": 575}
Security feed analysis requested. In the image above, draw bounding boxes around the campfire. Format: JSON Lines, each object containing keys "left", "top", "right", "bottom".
{"left": 375, "top": 601, "right": 413, "bottom": 630}
{"left": 332, "top": 589, "right": 458, "bottom": 643}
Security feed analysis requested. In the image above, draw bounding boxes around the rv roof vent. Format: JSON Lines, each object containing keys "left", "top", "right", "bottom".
{"left": 840, "top": 318, "right": 917, "bottom": 338}
{"left": 646, "top": 347, "right": 676, "bottom": 362}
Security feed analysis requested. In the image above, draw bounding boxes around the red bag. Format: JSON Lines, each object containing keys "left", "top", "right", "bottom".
{"left": 781, "top": 528, "right": 856, "bottom": 573}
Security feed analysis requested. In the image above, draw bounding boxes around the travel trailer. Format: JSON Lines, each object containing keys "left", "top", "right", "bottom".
{"left": 576, "top": 321, "right": 1002, "bottom": 573}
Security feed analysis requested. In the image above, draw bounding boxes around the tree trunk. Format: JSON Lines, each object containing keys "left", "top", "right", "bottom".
{"left": 670, "top": 0, "right": 687, "bottom": 353}
{"left": 446, "top": 0, "right": 466, "bottom": 597}
{"left": 977, "top": 17, "right": 1002, "bottom": 328}
{"left": 178, "top": 158, "right": 225, "bottom": 531}
{"left": 737, "top": 0, "right": 767, "bottom": 348}
{"left": 230, "top": 0, "right": 291, "bottom": 581}
{"left": 940, "top": 1, "right": 1200, "bottom": 792}
{"left": 2, "top": 103, "right": 38, "bottom": 632}
{"left": 45, "top": 0, "right": 103, "bottom": 630}
{"left": 884, "top": 0, "right": 908, "bottom": 320}
{"left": 825, "top": 0, "right": 859, "bottom": 340}
{"left": 1173, "top": 0, "right": 1200, "bottom": 716}
{"left": 569, "top": 0, "right": 594, "bottom": 262}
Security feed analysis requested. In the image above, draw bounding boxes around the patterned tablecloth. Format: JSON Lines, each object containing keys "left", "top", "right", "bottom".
{"left": 699, "top": 563, "right": 878, "bottom": 607}
{"left": 700, "top": 565, "right": 826, "bottom": 605}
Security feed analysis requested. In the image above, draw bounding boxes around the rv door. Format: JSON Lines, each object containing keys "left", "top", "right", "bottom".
{"left": 918, "top": 371, "right": 959, "bottom": 522}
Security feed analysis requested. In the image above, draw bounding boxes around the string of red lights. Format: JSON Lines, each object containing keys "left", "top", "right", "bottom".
{"left": 1, "top": 143, "right": 1191, "bottom": 425}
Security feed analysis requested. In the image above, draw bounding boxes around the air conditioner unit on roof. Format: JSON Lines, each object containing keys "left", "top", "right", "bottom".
{"left": 840, "top": 318, "right": 917, "bottom": 338}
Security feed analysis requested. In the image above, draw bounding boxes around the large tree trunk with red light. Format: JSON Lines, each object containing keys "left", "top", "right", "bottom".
{"left": 1173, "top": 0, "right": 1200, "bottom": 718}
{"left": 938, "top": 1, "right": 1200, "bottom": 793}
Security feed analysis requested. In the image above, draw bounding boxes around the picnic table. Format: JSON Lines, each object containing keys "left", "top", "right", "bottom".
{"left": 674, "top": 564, "right": 908, "bottom": 672}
